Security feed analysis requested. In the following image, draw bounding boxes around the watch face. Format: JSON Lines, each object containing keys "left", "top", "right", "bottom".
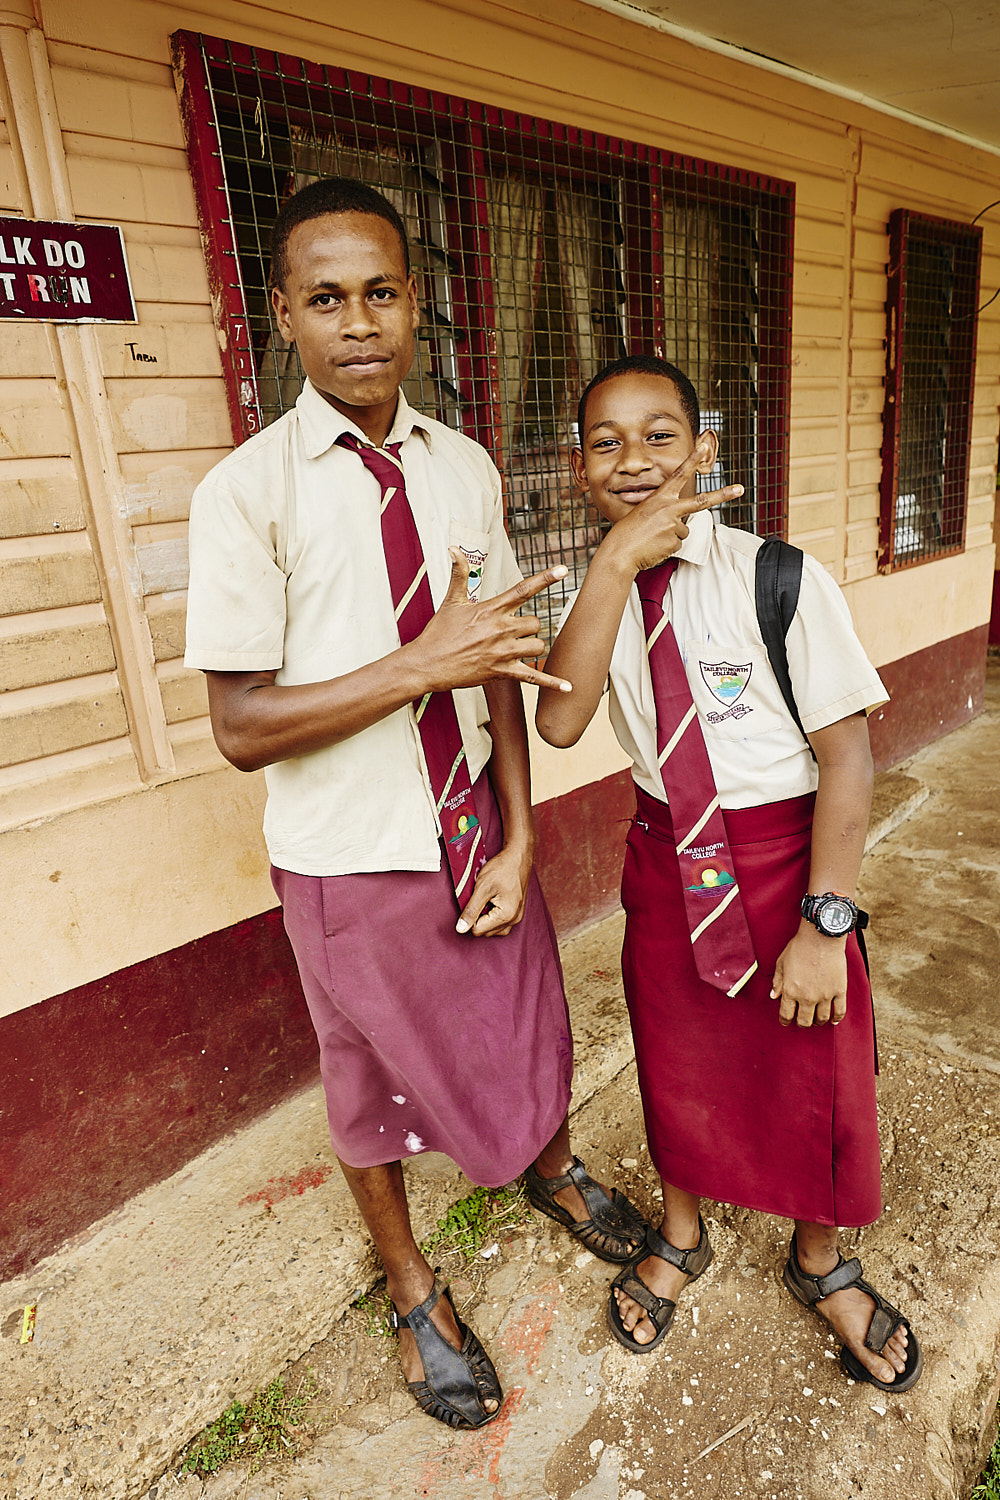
{"left": 818, "top": 898, "right": 855, "bottom": 935}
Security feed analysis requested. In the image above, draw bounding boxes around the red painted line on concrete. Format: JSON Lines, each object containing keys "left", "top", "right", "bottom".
{"left": 497, "top": 1278, "right": 561, "bottom": 1375}
{"left": 414, "top": 1387, "right": 526, "bottom": 1496}
{"left": 237, "top": 1163, "right": 333, "bottom": 1208}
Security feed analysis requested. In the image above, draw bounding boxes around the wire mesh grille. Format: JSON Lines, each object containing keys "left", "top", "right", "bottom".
{"left": 881, "top": 209, "right": 981, "bottom": 571}
{"left": 176, "top": 32, "right": 793, "bottom": 629}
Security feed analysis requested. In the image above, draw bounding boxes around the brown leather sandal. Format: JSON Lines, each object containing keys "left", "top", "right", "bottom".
{"left": 607, "top": 1217, "right": 714, "bottom": 1353}
{"left": 783, "top": 1233, "right": 923, "bottom": 1393}
{"left": 389, "top": 1277, "right": 502, "bottom": 1430}
{"left": 524, "top": 1156, "right": 649, "bottom": 1264}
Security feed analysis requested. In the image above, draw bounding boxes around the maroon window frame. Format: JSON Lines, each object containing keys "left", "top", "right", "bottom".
{"left": 879, "top": 208, "right": 982, "bottom": 572}
{"left": 172, "top": 29, "right": 794, "bottom": 539}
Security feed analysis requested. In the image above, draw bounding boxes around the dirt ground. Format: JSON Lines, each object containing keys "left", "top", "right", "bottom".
{"left": 6, "top": 667, "right": 999, "bottom": 1500}
{"left": 172, "top": 1037, "right": 1000, "bottom": 1500}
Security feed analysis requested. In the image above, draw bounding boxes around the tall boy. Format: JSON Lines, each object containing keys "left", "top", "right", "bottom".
{"left": 536, "top": 355, "right": 922, "bottom": 1392}
{"left": 184, "top": 181, "right": 646, "bottom": 1432}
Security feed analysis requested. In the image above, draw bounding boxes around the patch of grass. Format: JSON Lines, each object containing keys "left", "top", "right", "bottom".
{"left": 355, "top": 1287, "right": 395, "bottom": 1339}
{"left": 421, "top": 1181, "right": 529, "bottom": 1262}
{"left": 350, "top": 1181, "right": 531, "bottom": 1340}
{"left": 181, "top": 1371, "right": 317, "bottom": 1478}
{"left": 971, "top": 1404, "right": 1000, "bottom": 1500}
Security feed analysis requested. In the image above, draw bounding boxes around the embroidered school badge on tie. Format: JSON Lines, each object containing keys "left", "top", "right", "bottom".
{"left": 700, "top": 660, "right": 753, "bottom": 725}
{"left": 441, "top": 792, "right": 481, "bottom": 849}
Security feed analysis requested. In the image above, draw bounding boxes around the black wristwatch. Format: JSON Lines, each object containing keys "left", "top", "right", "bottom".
{"left": 800, "top": 891, "right": 869, "bottom": 937}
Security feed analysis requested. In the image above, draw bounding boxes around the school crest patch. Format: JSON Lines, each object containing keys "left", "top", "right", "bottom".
{"left": 700, "top": 660, "right": 753, "bottom": 724}
{"left": 459, "top": 545, "right": 486, "bottom": 603}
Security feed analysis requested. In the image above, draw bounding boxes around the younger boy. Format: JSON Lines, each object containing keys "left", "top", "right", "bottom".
{"left": 536, "top": 355, "right": 921, "bottom": 1392}
{"left": 184, "top": 182, "right": 647, "bottom": 1433}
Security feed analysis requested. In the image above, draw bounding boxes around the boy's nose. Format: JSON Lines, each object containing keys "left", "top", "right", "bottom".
{"left": 341, "top": 298, "right": 379, "bottom": 338}
{"left": 618, "top": 445, "right": 652, "bottom": 473}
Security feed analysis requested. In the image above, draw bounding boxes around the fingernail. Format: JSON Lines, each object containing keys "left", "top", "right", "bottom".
{"left": 559, "top": 681, "right": 573, "bottom": 693}
{"left": 552, "top": 565, "right": 568, "bottom": 578}
{"left": 455, "top": 918, "right": 471, "bottom": 934}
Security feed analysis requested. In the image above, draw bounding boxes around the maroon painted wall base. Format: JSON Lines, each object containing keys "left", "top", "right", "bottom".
{"left": 533, "top": 768, "right": 634, "bottom": 936}
{"left": 1, "top": 625, "right": 986, "bottom": 1279}
{"left": 867, "top": 624, "right": 987, "bottom": 769}
{"left": 989, "top": 572, "right": 1000, "bottom": 647}
{"left": 0, "top": 911, "right": 318, "bottom": 1281}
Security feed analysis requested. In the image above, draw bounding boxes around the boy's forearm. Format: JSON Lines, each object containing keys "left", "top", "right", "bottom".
{"left": 207, "top": 650, "right": 430, "bottom": 772}
{"left": 536, "top": 538, "right": 636, "bottom": 746}
{"left": 803, "top": 713, "right": 874, "bottom": 900}
{"left": 484, "top": 677, "right": 535, "bottom": 858}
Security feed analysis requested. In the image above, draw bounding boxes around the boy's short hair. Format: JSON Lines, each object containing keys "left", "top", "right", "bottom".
{"left": 270, "top": 177, "right": 411, "bottom": 290}
{"left": 576, "top": 355, "right": 701, "bottom": 443}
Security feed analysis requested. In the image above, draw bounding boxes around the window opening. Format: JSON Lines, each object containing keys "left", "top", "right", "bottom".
{"left": 880, "top": 209, "right": 981, "bottom": 571}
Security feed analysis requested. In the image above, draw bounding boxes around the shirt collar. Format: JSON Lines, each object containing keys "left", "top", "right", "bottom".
{"left": 676, "top": 506, "right": 715, "bottom": 564}
{"left": 296, "top": 378, "right": 435, "bottom": 459}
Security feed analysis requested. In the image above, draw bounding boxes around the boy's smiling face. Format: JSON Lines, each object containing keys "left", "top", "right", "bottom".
{"left": 571, "top": 371, "right": 718, "bottom": 525}
{"left": 271, "top": 210, "right": 419, "bottom": 445}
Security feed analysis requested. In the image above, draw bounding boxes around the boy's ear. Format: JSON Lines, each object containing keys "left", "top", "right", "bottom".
{"left": 569, "top": 446, "right": 588, "bottom": 491}
{"left": 272, "top": 284, "right": 295, "bottom": 343}
{"left": 694, "top": 429, "right": 719, "bottom": 473}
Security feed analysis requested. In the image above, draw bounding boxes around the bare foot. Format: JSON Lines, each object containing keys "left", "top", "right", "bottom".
{"left": 387, "top": 1265, "right": 500, "bottom": 1412}
{"left": 612, "top": 1216, "right": 701, "bottom": 1346}
{"left": 794, "top": 1242, "right": 909, "bottom": 1384}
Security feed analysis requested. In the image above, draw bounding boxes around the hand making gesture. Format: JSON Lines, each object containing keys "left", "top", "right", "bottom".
{"left": 408, "top": 548, "right": 572, "bottom": 695}
{"left": 537, "top": 443, "right": 743, "bottom": 748}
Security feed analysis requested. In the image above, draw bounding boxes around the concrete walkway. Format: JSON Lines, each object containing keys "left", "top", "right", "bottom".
{"left": 1, "top": 665, "right": 998, "bottom": 1500}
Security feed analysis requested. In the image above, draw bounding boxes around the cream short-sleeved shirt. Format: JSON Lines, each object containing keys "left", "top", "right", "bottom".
{"left": 563, "top": 510, "right": 888, "bottom": 811}
{"left": 185, "top": 381, "right": 522, "bottom": 876}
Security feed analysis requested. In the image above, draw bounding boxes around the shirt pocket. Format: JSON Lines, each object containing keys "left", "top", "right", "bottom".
{"left": 684, "top": 640, "right": 787, "bottom": 744}
{"left": 448, "top": 521, "right": 491, "bottom": 603}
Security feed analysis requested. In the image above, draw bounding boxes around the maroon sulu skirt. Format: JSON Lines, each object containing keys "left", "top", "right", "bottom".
{"left": 272, "top": 774, "right": 573, "bottom": 1187}
{"left": 621, "top": 785, "right": 881, "bottom": 1227}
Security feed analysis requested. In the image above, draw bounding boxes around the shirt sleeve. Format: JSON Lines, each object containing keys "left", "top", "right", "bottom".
{"left": 786, "top": 555, "right": 889, "bottom": 732}
{"left": 184, "top": 470, "right": 288, "bottom": 672}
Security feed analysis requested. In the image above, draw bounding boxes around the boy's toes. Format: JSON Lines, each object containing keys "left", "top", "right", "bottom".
{"left": 613, "top": 1289, "right": 653, "bottom": 1343}
{"left": 848, "top": 1330, "right": 905, "bottom": 1384}
{"left": 885, "top": 1327, "right": 909, "bottom": 1370}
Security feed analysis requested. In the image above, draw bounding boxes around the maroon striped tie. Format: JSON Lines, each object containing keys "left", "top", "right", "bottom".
{"left": 636, "top": 559, "right": 757, "bottom": 996}
{"left": 337, "top": 433, "right": 487, "bottom": 910}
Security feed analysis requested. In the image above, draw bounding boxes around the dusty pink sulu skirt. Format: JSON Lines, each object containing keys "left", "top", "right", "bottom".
{"left": 622, "top": 786, "right": 881, "bottom": 1227}
{"left": 272, "top": 774, "right": 572, "bottom": 1186}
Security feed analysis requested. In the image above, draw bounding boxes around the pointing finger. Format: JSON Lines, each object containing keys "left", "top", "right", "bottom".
{"left": 508, "top": 661, "right": 573, "bottom": 693}
{"left": 676, "top": 484, "right": 744, "bottom": 517}
{"left": 497, "top": 565, "right": 569, "bottom": 608}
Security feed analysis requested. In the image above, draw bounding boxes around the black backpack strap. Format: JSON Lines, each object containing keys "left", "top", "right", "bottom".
{"left": 754, "top": 536, "right": 814, "bottom": 758}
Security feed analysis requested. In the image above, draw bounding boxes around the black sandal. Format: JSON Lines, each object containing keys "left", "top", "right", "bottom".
{"left": 607, "top": 1218, "right": 714, "bottom": 1353}
{"left": 524, "top": 1156, "right": 648, "bottom": 1264}
{"left": 782, "top": 1233, "right": 923, "bottom": 1393}
{"left": 389, "top": 1277, "right": 503, "bottom": 1429}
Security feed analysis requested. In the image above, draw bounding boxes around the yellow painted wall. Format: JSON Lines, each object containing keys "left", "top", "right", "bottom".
{"left": 1, "top": 0, "right": 998, "bottom": 1016}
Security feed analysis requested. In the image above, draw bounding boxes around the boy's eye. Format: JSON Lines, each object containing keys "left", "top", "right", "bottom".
{"left": 648, "top": 429, "right": 675, "bottom": 442}
{"left": 371, "top": 287, "right": 396, "bottom": 302}
{"left": 312, "top": 292, "right": 337, "bottom": 306}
